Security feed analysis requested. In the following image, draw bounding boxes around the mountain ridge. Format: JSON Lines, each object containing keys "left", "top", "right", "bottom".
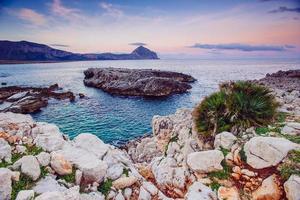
{"left": 0, "top": 40, "right": 159, "bottom": 63}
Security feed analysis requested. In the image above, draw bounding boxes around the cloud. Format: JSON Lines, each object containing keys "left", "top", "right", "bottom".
{"left": 269, "top": 6, "right": 300, "bottom": 13}
{"left": 16, "top": 8, "right": 46, "bottom": 26}
{"left": 285, "top": 44, "right": 296, "bottom": 48}
{"left": 50, "top": 44, "right": 69, "bottom": 47}
{"left": 129, "top": 42, "right": 147, "bottom": 46}
{"left": 99, "top": 2, "right": 123, "bottom": 18}
{"left": 50, "top": 0, "right": 81, "bottom": 19}
{"left": 190, "top": 43, "right": 291, "bottom": 51}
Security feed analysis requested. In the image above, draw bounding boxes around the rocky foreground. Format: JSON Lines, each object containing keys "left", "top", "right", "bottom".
{"left": 0, "top": 84, "right": 75, "bottom": 114}
{"left": 83, "top": 68, "right": 196, "bottom": 97}
{"left": 0, "top": 70, "right": 300, "bottom": 200}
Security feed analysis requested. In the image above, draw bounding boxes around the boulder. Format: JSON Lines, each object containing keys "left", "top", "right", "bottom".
{"left": 50, "top": 152, "right": 72, "bottom": 175}
{"left": 185, "top": 181, "right": 217, "bottom": 200}
{"left": 73, "top": 133, "right": 108, "bottom": 159}
{"left": 138, "top": 186, "right": 151, "bottom": 200}
{"left": 36, "top": 152, "right": 51, "bottom": 167}
{"left": 0, "top": 168, "right": 13, "bottom": 200}
{"left": 244, "top": 137, "right": 299, "bottom": 169}
{"left": 35, "top": 192, "right": 65, "bottom": 200}
{"left": 79, "top": 192, "right": 105, "bottom": 200}
{"left": 218, "top": 186, "right": 240, "bottom": 200}
{"left": 14, "top": 155, "right": 41, "bottom": 181}
{"left": 214, "top": 131, "right": 237, "bottom": 150}
{"left": 187, "top": 150, "right": 224, "bottom": 173}
{"left": 0, "top": 138, "right": 11, "bottom": 162}
{"left": 15, "top": 190, "right": 35, "bottom": 200}
{"left": 33, "top": 123, "right": 65, "bottom": 152}
{"left": 15, "top": 145, "right": 27, "bottom": 154}
{"left": 112, "top": 176, "right": 138, "bottom": 189}
{"left": 33, "top": 175, "right": 66, "bottom": 194}
{"left": 252, "top": 174, "right": 281, "bottom": 200}
{"left": 115, "top": 191, "right": 125, "bottom": 200}
{"left": 83, "top": 68, "right": 196, "bottom": 97}
{"left": 284, "top": 175, "right": 300, "bottom": 200}
{"left": 281, "top": 122, "right": 300, "bottom": 136}
{"left": 106, "top": 163, "right": 124, "bottom": 180}
{"left": 55, "top": 144, "right": 108, "bottom": 184}
{"left": 142, "top": 181, "right": 158, "bottom": 196}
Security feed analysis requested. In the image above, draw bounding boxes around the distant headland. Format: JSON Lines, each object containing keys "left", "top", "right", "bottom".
{"left": 0, "top": 40, "right": 159, "bottom": 64}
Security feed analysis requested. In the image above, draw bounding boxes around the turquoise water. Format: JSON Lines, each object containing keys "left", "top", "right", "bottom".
{"left": 1, "top": 58, "right": 299, "bottom": 145}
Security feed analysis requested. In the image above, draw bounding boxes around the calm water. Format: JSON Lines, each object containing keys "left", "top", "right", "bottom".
{"left": 1, "top": 59, "right": 299, "bottom": 145}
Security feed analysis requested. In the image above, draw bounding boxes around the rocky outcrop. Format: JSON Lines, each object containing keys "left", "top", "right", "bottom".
{"left": 185, "top": 182, "right": 217, "bottom": 200}
{"left": 284, "top": 175, "right": 300, "bottom": 200}
{"left": 252, "top": 174, "right": 282, "bottom": 200}
{"left": 214, "top": 131, "right": 237, "bottom": 150}
{"left": 0, "top": 84, "right": 75, "bottom": 114}
{"left": 256, "top": 69, "right": 300, "bottom": 92}
{"left": 83, "top": 68, "right": 196, "bottom": 97}
{"left": 244, "top": 136, "right": 299, "bottom": 169}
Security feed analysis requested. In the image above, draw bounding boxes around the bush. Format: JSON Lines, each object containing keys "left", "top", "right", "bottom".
{"left": 194, "top": 81, "right": 279, "bottom": 138}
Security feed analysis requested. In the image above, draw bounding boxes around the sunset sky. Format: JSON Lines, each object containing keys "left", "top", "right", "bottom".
{"left": 0, "top": 0, "right": 299, "bottom": 58}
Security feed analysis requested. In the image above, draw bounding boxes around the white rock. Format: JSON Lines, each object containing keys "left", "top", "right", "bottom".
{"left": 34, "top": 123, "right": 66, "bottom": 152}
{"left": 217, "top": 186, "right": 240, "bottom": 200}
{"left": 185, "top": 181, "right": 217, "bottom": 200}
{"left": 55, "top": 144, "right": 108, "bottom": 184}
{"left": 123, "top": 188, "right": 132, "bottom": 200}
{"left": 142, "top": 181, "right": 158, "bottom": 196}
{"left": 7, "top": 92, "right": 29, "bottom": 101}
{"left": 187, "top": 150, "right": 224, "bottom": 173}
{"left": 151, "top": 157, "right": 176, "bottom": 188}
{"left": 252, "top": 174, "right": 281, "bottom": 200}
{"left": 284, "top": 175, "right": 300, "bottom": 200}
{"left": 138, "top": 186, "right": 151, "bottom": 200}
{"left": 14, "top": 155, "right": 41, "bottom": 181}
{"left": 33, "top": 175, "right": 67, "bottom": 194}
{"left": 0, "top": 138, "right": 11, "bottom": 162}
{"left": 115, "top": 191, "right": 125, "bottom": 200}
{"left": 80, "top": 192, "right": 105, "bottom": 200}
{"left": 106, "top": 163, "right": 123, "bottom": 180}
{"left": 0, "top": 168, "right": 13, "bottom": 200}
{"left": 15, "top": 145, "right": 27, "bottom": 154}
{"left": 281, "top": 122, "right": 300, "bottom": 136}
{"left": 112, "top": 176, "right": 138, "bottom": 189}
{"left": 75, "top": 170, "right": 82, "bottom": 185}
{"left": 35, "top": 191, "right": 65, "bottom": 200}
{"left": 73, "top": 133, "right": 108, "bottom": 159}
{"left": 50, "top": 152, "right": 72, "bottom": 175}
{"left": 36, "top": 152, "right": 51, "bottom": 167}
{"left": 244, "top": 137, "right": 299, "bottom": 169}
{"left": 16, "top": 190, "right": 35, "bottom": 200}
{"left": 214, "top": 131, "right": 237, "bottom": 150}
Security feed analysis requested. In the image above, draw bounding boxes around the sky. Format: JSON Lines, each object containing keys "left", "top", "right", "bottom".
{"left": 0, "top": 0, "right": 300, "bottom": 59}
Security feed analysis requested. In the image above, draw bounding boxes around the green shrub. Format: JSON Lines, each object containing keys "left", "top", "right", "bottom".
{"left": 99, "top": 179, "right": 113, "bottom": 197}
{"left": 194, "top": 81, "right": 279, "bottom": 137}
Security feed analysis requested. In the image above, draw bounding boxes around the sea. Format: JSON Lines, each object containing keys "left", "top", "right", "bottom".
{"left": 0, "top": 58, "right": 299, "bottom": 146}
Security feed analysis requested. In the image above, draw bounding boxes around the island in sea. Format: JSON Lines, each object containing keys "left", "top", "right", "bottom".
{"left": 0, "top": 40, "right": 159, "bottom": 64}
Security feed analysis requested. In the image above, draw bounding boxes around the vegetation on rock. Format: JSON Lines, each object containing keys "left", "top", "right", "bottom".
{"left": 194, "top": 81, "right": 279, "bottom": 138}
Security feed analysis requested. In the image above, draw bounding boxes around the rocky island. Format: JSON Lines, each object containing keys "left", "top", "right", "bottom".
{"left": 0, "top": 84, "right": 75, "bottom": 114}
{"left": 83, "top": 68, "right": 196, "bottom": 97}
{"left": 0, "top": 70, "right": 299, "bottom": 200}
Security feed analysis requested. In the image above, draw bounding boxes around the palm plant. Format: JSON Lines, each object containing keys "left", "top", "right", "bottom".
{"left": 194, "top": 81, "right": 279, "bottom": 138}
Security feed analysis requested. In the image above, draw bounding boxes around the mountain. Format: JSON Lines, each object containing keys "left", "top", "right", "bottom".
{"left": 0, "top": 40, "right": 159, "bottom": 63}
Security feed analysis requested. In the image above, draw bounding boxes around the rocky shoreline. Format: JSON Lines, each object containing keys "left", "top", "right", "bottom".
{"left": 83, "top": 68, "right": 196, "bottom": 97}
{"left": 0, "top": 84, "right": 75, "bottom": 114}
{"left": 0, "top": 70, "right": 299, "bottom": 200}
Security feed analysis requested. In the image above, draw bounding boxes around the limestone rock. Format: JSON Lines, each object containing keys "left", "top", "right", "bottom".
{"left": 33, "top": 123, "right": 65, "bottom": 152}
{"left": 35, "top": 191, "right": 65, "bottom": 200}
{"left": 0, "top": 138, "right": 11, "bottom": 162}
{"left": 218, "top": 186, "right": 240, "bottom": 200}
{"left": 0, "top": 168, "right": 13, "bottom": 200}
{"left": 79, "top": 192, "right": 105, "bottom": 200}
{"left": 142, "top": 181, "right": 158, "bottom": 196}
{"left": 138, "top": 186, "right": 151, "bottom": 200}
{"left": 33, "top": 175, "right": 67, "bottom": 194}
{"left": 123, "top": 188, "right": 132, "bottom": 200}
{"left": 15, "top": 145, "right": 27, "bottom": 154}
{"left": 36, "top": 152, "right": 51, "bottom": 167}
{"left": 50, "top": 152, "right": 72, "bottom": 175}
{"left": 14, "top": 155, "right": 41, "bottom": 181}
{"left": 252, "top": 174, "right": 281, "bottom": 200}
{"left": 185, "top": 181, "right": 217, "bottom": 200}
{"left": 115, "top": 191, "right": 125, "bottom": 200}
{"left": 281, "top": 122, "right": 300, "bottom": 136}
{"left": 214, "top": 131, "right": 237, "bottom": 150}
{"left": 244, "top": 137, "right": 299, "bottom": 169}
{"left": 106, "top": 163, "right": 123, "bottom": 180}
{"left": 15, "top": 190, "right": 35, "bottom": 200}
{"left": 187, "top": 150, "right": 224, "bottom": 173}
{"left": 112, "top": 176, "right": 138, "bottom": 189}
{"left": 284, "top": 175, "right": 300, "bottom": 200}
{"left": 73, "top": 133, "right": 108, "bottom": 159}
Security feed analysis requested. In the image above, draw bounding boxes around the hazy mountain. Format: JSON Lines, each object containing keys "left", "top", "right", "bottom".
{"left": 0, "top": 40, "right": 159, "bottom": 63}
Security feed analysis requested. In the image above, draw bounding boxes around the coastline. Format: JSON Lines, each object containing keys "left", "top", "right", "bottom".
{"left": 0, "top": 70, "right": 299, "bottom": 200}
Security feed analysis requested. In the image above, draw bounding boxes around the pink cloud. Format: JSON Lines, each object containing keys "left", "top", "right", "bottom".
{"left": 99, "top": 2, "right": 123, "bottom": 18}
{"left": 17, "top": 8, "right": 46, "bottom": 26}
{"left": 50, "top": 0, "right": 81, "bottom": 19}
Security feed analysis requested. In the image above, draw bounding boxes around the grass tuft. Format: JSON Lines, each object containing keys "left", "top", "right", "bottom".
{"left": 99, "top": 179, "right": 113, "bottom": 197}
